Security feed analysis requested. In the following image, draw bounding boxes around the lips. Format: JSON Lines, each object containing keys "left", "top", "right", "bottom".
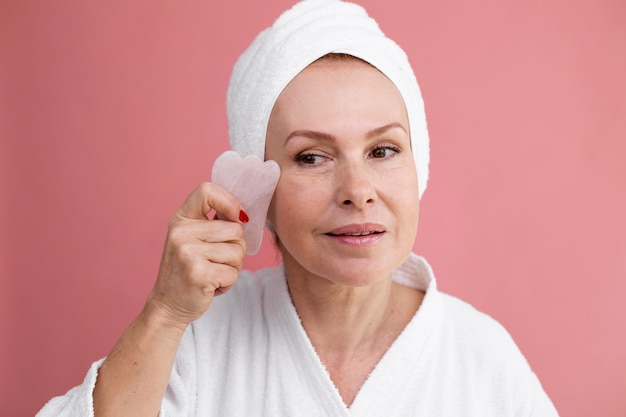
{"left": 327, "top": 223, "right": 385, "bottom": 236}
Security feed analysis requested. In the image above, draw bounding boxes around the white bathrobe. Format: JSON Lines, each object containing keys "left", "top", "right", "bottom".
{"left": 37, "top": 253, "right": 559, "bottom": 416}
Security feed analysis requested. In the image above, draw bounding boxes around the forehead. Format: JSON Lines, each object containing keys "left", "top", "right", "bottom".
{"left": 285, "top": 56, "right": 395, "bottom": 94}
{"left": 270, "top": 58, "right": 408, "bottom": 127}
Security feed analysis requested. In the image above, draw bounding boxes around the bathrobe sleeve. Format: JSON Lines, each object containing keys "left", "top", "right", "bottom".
{"left": 440, "top": 293, "right": 560, "bottom": 417}
{"left": 509, "top": 350, "right": 559, "bottom": 416}
{"left": 159, "top": 324, "right": 198, "bottom": 416}
{"left": 34, "top": 269, "right": 262, "bottom": 417}
{"left": 516, "top": 372, "right": 559, "bottom": 416}
{"left": 35, "top": 358, "right": 104, "bottom": 417}
{"left": 34, "top": 317, "right": 203, "bottom": 417}
{"left": 35, "top": 325, "right": 200, "bottom": 417}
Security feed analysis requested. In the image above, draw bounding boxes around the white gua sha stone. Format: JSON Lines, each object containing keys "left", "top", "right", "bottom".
{"left": 211, "top": 150, "right": 280, "bottom": 255}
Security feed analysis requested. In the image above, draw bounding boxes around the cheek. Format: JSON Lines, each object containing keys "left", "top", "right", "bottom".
{"left": 268, "top": 175, "right": 328, "bottom": 234}
{"left": 388, "top": 166, "right": 420, "bottom": 224}
{"left": 390, "top": 190, "right": 419, "bottom": 225}
{"left": 268, "top": 191, "right": 292, "bottom": 233}
{"left": 268, "top": 177, "right": 305, "bottom": 232}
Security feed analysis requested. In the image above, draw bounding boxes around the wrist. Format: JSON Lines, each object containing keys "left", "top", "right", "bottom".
{"left": 138, "top": 297, "right": 190, "bottom": 341}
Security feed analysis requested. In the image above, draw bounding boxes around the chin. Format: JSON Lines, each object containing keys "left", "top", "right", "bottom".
{"left": 311, "top": 258, "right": 400, "bottom": 288}
{"left": 280, "top": 242, "right": 410, "bottom": 287}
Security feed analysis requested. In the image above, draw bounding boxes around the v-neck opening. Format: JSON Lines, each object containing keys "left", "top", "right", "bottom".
{"left": 270, "top": 254, "right": 441, "bottom": 416}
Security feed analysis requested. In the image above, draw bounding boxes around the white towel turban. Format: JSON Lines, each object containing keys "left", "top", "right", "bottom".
{"left": 227, "top": 0, "right": 430, "bottom": 199}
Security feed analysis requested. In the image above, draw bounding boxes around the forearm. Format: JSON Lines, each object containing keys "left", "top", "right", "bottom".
{"left": 93, "top": 301, "right": 188, "bottom": 417}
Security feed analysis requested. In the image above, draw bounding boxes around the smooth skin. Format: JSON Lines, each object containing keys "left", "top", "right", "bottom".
{"left": 92, "top": 57, "right": 423, "bottom": 416}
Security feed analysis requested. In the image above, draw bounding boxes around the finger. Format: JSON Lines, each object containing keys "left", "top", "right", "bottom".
{"left": 185, "top": 261, "right": 239, "bottom": 298}
{"left": 173, "top": 240, "right": 246, "bottom": 271}
{"left": 171, "top": 244, "right": 240, "bottom": 290}
{"left": 168, "top": 219, "right": 246, "bottom": 248}
{"left": 201, "top": 241, "right": 247, "bottom": 270}
{"left": 205, "top": 261, "right": 240, "bottom": 292}
{"left": 176, "top": 182, "right": 245, "bottom": 222}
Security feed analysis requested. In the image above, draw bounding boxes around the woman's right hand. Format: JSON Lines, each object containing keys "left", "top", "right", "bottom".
{"left": 145, "top": 182, "right": 248, "bottom": 329}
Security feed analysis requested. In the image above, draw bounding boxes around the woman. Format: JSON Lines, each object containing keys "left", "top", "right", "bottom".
{"left": 37, "top": 1, "right": 559, "bottom": 416}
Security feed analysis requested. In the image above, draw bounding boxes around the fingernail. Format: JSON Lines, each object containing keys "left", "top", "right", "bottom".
{"left": 239, "top": 209, "right": 249, "bottom": 223}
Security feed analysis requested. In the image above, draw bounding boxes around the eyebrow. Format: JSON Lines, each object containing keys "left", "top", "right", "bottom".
{"left": 284, "top": 122, "right": 407, "bottom": 145}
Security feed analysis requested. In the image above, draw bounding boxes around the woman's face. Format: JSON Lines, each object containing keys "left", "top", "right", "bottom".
{"left": 265, "top": 58, "right": 419, "bottom": 287}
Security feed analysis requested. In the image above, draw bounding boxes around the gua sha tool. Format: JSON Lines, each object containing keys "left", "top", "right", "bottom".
{"left": 211, "top": 150, "right": 280, "bottom": 255}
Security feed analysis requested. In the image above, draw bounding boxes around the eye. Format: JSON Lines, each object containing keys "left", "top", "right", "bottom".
{"left": 295, "top": 152, "right": 325, "bottom": 165}
{"left": 370, "top": 144, "right": 400, "bottom": 159}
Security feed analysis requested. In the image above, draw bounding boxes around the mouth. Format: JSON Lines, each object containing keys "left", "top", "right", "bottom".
{"left": 326, "top": 223, "right": 385, "bottom": 239}
{"left": 327, "top": 231, "right": 382, "bottom": 237}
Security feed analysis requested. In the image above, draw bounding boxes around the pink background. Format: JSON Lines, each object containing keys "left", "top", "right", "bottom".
{"left": 2, "top": 1, "right": 625, "bottom": 416}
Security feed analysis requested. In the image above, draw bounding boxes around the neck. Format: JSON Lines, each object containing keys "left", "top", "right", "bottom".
{"left": 290, "top": 274, "right": 392, "bottom": 349}
{"left": 284, "top": 257, "right": 421, "bottom": 356}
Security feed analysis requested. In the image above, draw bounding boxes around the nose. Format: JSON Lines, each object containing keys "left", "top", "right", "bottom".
{"left": 335, "top": 160, "right": 377, "bottom": 209}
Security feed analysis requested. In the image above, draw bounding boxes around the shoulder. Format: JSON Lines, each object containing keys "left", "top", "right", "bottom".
{"left": 438, "top": 292, "right": 523, "bottom": 359}
{"left": 395, "top": 253, "right": 523, "bottom": 360}
{"left": 435, "top": 292, "right": 559, "bottom": 414}
{"left": 431, "top": 290, "right": 541, "bottom": 394}
{"left": 220, "top": 267, "right": 280, "bottom": 301}
{"left": 439, "top": 293, "right": 512, "bottom": 340}
{"left": 177, "top": 267, "right": 287, "bottom": 367}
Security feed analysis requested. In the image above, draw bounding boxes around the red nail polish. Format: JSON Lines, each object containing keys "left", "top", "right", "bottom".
{"left": 239, "top": 210, "right": 249, "bottom": 223}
